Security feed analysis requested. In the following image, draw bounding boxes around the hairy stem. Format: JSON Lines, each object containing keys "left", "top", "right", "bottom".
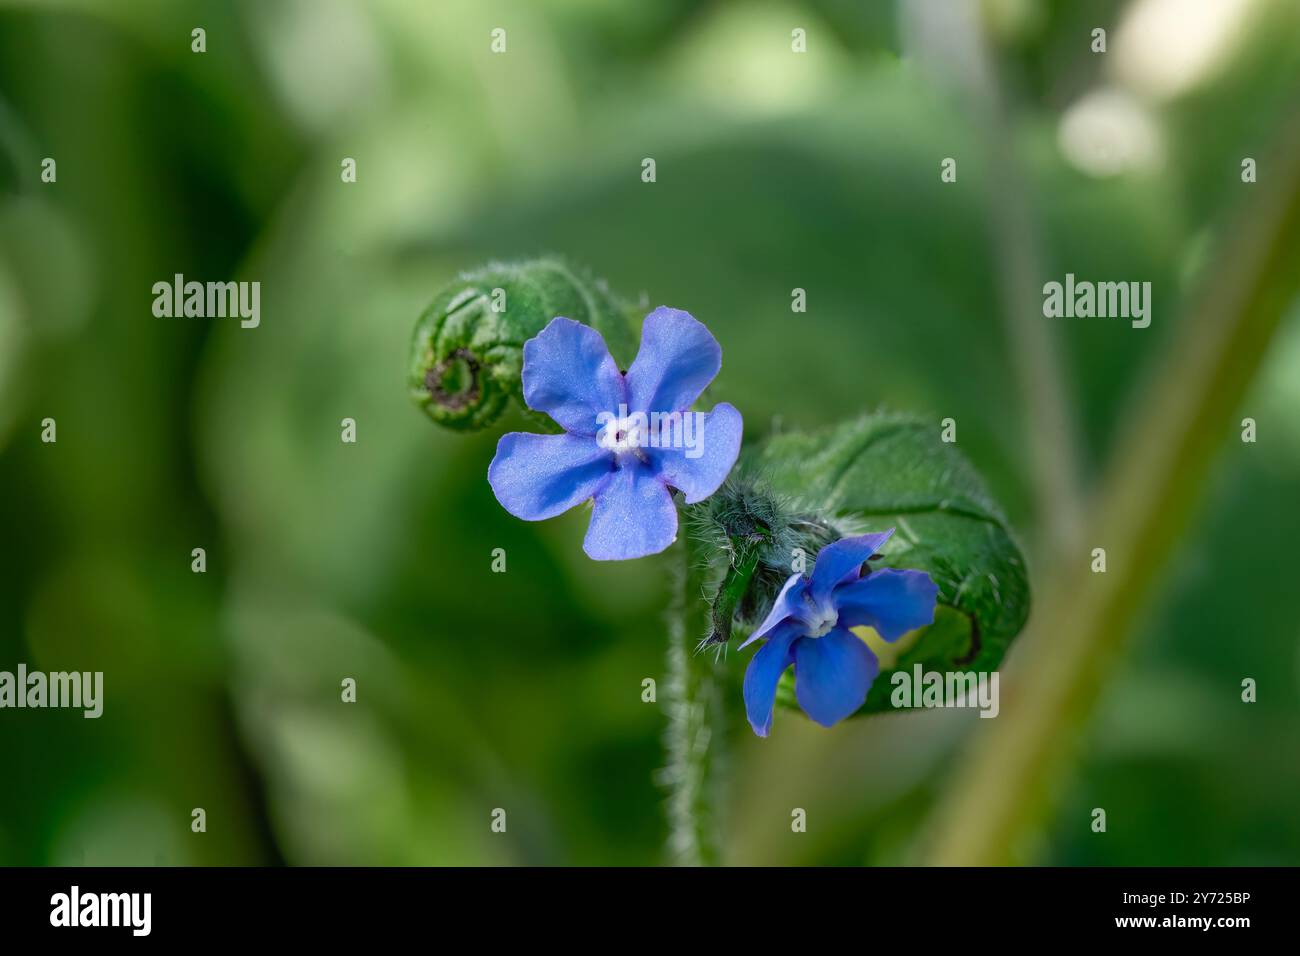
{"left": 923, "top": 115, "right": 1300, "bottom": 865}
{"left": 661, "top": 525, "right": 727, "bottom": 865}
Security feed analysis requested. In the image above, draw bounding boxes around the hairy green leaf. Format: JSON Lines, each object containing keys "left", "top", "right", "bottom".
{"left": 749, "top": 413, "right": 1031, "bottom": 715}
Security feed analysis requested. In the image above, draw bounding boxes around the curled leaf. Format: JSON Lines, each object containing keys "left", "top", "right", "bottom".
{"left": 735, "top": 412, "right": 1031, "bottom": 715}
{"left": 408, "top": 258, "right": 637, "bottom": 431}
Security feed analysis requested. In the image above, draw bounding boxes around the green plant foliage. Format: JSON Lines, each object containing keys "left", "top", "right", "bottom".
{"left": 408, "top": 259, "right": 638, "bottom": 431}
{"left": 748, "top": 413, "right": 1031, "bottom": 714}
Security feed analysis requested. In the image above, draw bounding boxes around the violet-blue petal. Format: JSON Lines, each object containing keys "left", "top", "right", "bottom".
{"left": 739, "top": 571, "right": 808, "bottom": 649}
{"left": 645, "top": 402, "right": 743, "bottom": 504}
{"left": 488, "top": 432, "right": 614, "bottom": 521}
{"left": 742, "top": 619, "right": 803, "bottom": 737}
{"left": 522, "top": 317, "right": 626, "bottom": 435}
{"left": 808, "top": 530, "right": 894, "bottom": 604}
{"left": 582, "top": 458, "right": 677, "bottom": 560}
{"left": 793, "top": 627, "right": 879, "bottom": 728}
{"left": 624, "top": 307, "right": 721, "bottom": 415}
{"left": 833, "top": 568, "right": 939, "bottom": 641}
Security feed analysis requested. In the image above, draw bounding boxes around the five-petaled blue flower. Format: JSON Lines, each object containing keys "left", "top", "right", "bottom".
{"left": 488, "top": 307, "right": 743, "bottom": 561}
{"left": 742, "top": 530, "right": 938, "bottom": 736}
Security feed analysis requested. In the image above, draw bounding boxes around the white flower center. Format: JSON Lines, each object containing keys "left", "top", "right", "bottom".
{"left": 806, "top": 603, "right": 838, "bottom": 638}
{"left": 598, "top": 413, "right": 647, "bottom": 455}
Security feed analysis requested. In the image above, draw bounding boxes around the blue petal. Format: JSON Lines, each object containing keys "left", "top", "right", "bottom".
{"left": 833, "top": 568, "right": 939, "bottom": 641}
{"left": 808, "top": 530, "right": 894, "bottom": 605}
{"left": 793, "top": 627, "right": 879, "bottom": 728}
{"left": 582, "top": 458, "right": 677, "bottom": 560}
{"left": 738, "top": 571, "right": 807, "bottom": 649}
{"left": 522, "top": 317, "right": 626, "bottom": 434}
{"left": 624, "top": 307, "right": 722, "bottom": 414}
{"left": 488, "top": 432, "right": 614, "bottom": 521}
{"left": 742, "top": 620, "right": 802, "bottom": 737}
{"left": 645, "top": 403, "right": 743, "bottom": 504}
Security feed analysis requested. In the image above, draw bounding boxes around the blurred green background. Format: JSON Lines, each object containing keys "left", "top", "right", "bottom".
{"left": 1, "top": 0, "right": 1298, "bottom": 865}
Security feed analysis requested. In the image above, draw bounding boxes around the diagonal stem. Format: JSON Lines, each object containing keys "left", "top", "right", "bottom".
{"left": 923, "top": 115, "right": 1300, "bottom": 865}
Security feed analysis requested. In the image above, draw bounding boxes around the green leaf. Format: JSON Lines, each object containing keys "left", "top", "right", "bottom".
{"left": 407, "top": 258, "right": 638, "bottom": 431}
{"left": 750, "top": 412, "right": 1031, "bottom": 715}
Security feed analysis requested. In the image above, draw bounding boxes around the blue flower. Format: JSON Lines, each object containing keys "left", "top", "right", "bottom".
{"left": 488, "top": 307, "right": 743, "bottom": 560}
{"left": 741, "top": 530, "right": 938, "bottom": 736}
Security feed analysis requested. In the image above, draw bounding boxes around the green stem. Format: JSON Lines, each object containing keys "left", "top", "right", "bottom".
{"left": 923, "top": 115, "right": 1300, "bottom": 865}
{"left": 909, "top": 0, "right": 1086, "bottom": 557}
{"left": 662, "top": 523, "right": 727, "bottom": 865}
